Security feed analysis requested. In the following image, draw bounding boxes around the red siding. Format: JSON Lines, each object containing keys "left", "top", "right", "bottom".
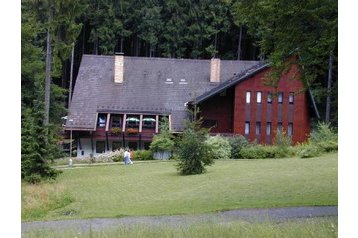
{"left": 199, "top": 88, "right": 234, "bottom": 133}
{"left": 233, "top": 64, "right": 310, "bottom": 144}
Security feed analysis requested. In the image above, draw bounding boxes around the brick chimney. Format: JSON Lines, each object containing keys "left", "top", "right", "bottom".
{"left": 210, "top": 58, "right": 221, "bottom": 83}
{"left": 114, "top": 52, "right": 124, "bottom": 83}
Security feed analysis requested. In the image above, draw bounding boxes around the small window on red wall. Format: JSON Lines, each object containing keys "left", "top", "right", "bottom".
{"left": 278, "top": 92, "right": 283, "bottom": 104}
{"left": 246, "top": 91, "right": 251, "bottom": 104}
{"left": 245, "top": 122, "right": 250, "bottom": 135}
{"left": 288, "top": 123, "right": 293, "bottom": 136}
{"left": 289, "top": 93, "right": 294, "bottom": 104}
{"left": 255, "top": 122, "right": 261, "bottom": 135}
{"left": 256, "top": 92, "right": 262, "bottom": 104}
{"left": 267, "top": 92, "right": 272, "bottom": 104}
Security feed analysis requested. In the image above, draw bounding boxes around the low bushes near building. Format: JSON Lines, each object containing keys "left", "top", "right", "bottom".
{"left": 205, "top": 135, "right": 231, "bottom": 160}
{"left": 228, "top": 135, "right": 250, "bottom": 159}
{"left": 132, "top": 150, "right": 154, "bottom": 160}
{"left": 149, "top": 117, "right": 175, "bottom": 160}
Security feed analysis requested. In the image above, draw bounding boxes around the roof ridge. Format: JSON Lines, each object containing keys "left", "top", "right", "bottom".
{"left": 193, "top": 61, "right": 270, "bottom": 104}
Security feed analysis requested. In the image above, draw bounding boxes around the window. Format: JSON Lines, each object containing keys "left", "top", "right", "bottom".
{"left": 246, "top": 91, "right": 251, "bottom": 104}
{"left": 256, "top": 92, "right": 262, "bottom": 104}
{"left": 267, "top": 92, "right": 272, "bottom": 104}
{"left": 255, "top": 122, "right": 261, "bottom": 135}
{"left": 277, "top": 122, "right": 283, "bottom": 132}
{"left": 111, "top": 116, "right": 122, "bottom": 128}
{"left": 245, "top": 122, "right": 250, "bottom": 135}
{"left": 289, "top": 93, "right": 294, "bottom": 104}
{"left": 278, "top": 92, "right": 283, "bottom": 104}
{"left": 112, "top": 141, "right": 121, "bottom": 151}
{"left": 96, "top": 141, "right": 105, "bottom": 153}
{"left": 97, "top": 114, "right": 107, "bottom": 127}
{"left": 203, "top": 119, "right": 218, "bottom": 128}
{"left": 143, "top": 117, "right": 156, "bottom": 128}
{"left": 288, "top": 123, "right": 293, "bottom": 136}
{"left": 266, "top": 122, "right": 271, "bottom": 136}
{"left": 126, "top": 116, "right": 140, "bottom": 128}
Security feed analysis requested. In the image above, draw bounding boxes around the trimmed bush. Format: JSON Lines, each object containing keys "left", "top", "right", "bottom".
{"left": 132, "top": 150, "right": 154, "bottom": 160}
{"left": 228, "top": 135, "right": 249, "bottom": 159}
{"left": 205, "top": 135, "right": 231, "bottom": 160}
{"left": 297, "top": 144, "right": 323, "bottom": 158}
{"left": 239, "top": 145, "right": 294, "bottom": 159}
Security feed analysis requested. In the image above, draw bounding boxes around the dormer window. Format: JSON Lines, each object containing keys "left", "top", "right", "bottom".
{"left": 97, "top": 114, "right": 107, "bottom": 128}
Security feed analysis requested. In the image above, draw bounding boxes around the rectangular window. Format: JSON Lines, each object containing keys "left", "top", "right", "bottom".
{"left": 97, "top": 114, "right": 107, "bottom": 128}
{"left": 111, "top": 116, "right": 122, "bottom": 128}
{"left": 288, "top": 123, "right": 293, "bottom": 136}
{"left": 245, "top": 122, "right": 250, "bottom": 135}
{"left": 143, "top": 117, "right": 156, "bottom": 128}
{"left": 96, "top": 141, "right": 105, "bottom": 153}
{"left": 278, "top": 92, "right": 283, "bottom": 104}
{"left": 289, "top": 92, "right": 294, "bottom": 104}
{"left": 266, "top": 122, "right": 271, "bottom": 136}
{"left": 246, "top": 91, "right": 251, "bottom": 104}
{"left": 256, "top": 91, "right": 262, "bottom": 104}
{"left": 267, "top": 92, "right": 272, "bottom": 104}
{"left": 255, "top": 122, "right": 261, "bottom": 135}
{"left": 277, "top": 122, "right": 283, "bottom": 132}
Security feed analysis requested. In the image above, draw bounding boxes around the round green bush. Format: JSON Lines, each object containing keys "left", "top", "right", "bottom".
{"left": 205, "top": 135, "right": 231, "bottom": 160}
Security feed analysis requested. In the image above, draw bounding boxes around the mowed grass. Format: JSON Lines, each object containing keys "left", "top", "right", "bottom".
{"left": 23, "top": 217, "right": 338, "bottom": 238}
{"left": 22, "top": 153, "right": 337, "bottom": 221}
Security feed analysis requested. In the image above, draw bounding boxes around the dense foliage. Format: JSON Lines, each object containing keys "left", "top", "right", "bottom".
{"left": 205, "top": 135, "right": 231, "bottom": 160}
{"left": 149, "top": 117, "right": 175, "bottom": 152}
{"left": 176, "top": 117, "right": 214, "bottom": 175}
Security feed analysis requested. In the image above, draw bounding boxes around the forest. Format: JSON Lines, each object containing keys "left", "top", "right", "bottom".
{"left": 21, "top": 0, "right": 337, "bottom": 182}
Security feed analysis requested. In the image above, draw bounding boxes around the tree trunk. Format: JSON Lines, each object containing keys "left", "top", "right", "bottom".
{"left": 214, "top": 32, "right": 218, "bottom": 58}
{"left": 68, "top": 44, "right": 75, "bottom": 109}
{"left": 44, "top": 0, "right": 53, "bottom": 127}
{"left": 237, "top": 26, "right": 243, "bottom": 60}
{"left": 325, "top": 51, "right": 333, "bottom": 123}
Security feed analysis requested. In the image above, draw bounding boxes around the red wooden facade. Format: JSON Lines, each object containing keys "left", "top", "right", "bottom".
{"left": 200, "top": 64, "right": 310, "bottom": 144}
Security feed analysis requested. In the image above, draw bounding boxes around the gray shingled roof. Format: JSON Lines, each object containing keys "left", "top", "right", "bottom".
{"left": 67, "top": 55, "right": 260, "bottom": 131}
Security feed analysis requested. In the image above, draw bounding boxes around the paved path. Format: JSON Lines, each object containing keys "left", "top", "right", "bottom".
{"left": 22, "top": 206, "right": 337, "bottom": 233}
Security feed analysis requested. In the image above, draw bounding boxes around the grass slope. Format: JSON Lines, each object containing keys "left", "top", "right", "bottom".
{"left": 22, "top": 153, "right": 337, "bottom": 221}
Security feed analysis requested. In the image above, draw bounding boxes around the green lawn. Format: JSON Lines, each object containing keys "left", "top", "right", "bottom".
{"left": 22, "top": 153, "right": 337, "bottom": 221}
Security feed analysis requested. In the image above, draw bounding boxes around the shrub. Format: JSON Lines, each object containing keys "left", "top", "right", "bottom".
{"left": 150, "top": 117, "right": 175, "bottom": 152}
{"left": 205, "top": 135, "right": 231, "bottom": 160}
{"left": 176, "top": 116, "right": 214, "bottom": 175}
{"left": 297, "top": 144, "right": 323, "bottom": 158}
{"left": 310, "top": 122, "right": 337, "bottom": 143}
{"left": 239, "top": 145, "right": 293, "bottom": 159}
{"left": 132, "top": 150, "right": 154, "bottom": 160}
{"left": 228, "top": 135, "right": 249, "bottom": 159}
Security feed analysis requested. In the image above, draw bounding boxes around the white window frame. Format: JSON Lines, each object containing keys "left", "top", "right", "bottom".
{"left": 256, "top": 91, "right": 262, "bottom": 104}
{"left": 246, "top": 91, "right": 251, "bottom": 104}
